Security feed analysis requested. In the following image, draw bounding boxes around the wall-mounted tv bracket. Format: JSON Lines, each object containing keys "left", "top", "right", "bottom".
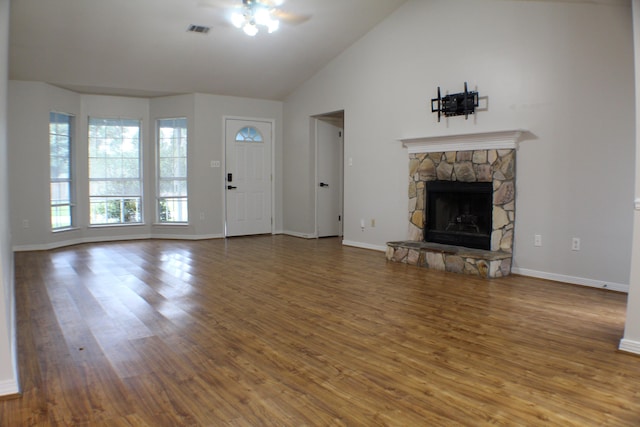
{"left": 431, "top": 82, "right": 479, "bottom": 122}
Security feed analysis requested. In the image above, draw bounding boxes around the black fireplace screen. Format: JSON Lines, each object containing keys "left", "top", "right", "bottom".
{"left": 424, "top": 181, "right": 492, "bottom": 250}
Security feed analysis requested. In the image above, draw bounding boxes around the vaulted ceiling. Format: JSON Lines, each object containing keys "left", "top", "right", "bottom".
{"left": 9, "top": 0, "right": 408, "bottom": 100}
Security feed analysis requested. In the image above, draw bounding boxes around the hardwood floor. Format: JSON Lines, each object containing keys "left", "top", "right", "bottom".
{"left": 2, "top": 235, "right": 639, "bottom": 426}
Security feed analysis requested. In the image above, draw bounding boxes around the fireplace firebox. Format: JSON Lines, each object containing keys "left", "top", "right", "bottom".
{"left": 424, "top": 181, "right": 492, "bottom": 250}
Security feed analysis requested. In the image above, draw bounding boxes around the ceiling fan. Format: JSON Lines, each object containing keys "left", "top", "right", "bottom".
{"left": 198, "top": 0, "right": 311, "bottom": 36}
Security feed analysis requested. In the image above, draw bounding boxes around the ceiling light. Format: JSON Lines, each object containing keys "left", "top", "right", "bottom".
{"left": 267, "top": 19, "right": 279, "bottom": 33}
{"left": 233, "top": 0, "right": 280, "bottom": 37}
{"left": 231, "top": 12, "right": 245, "bottom": 29}
{"left": 254, "top": 8, "right": 272, "bottom": 26}
{"left": 243, "top": 22, "right": 259, "bottom": 37}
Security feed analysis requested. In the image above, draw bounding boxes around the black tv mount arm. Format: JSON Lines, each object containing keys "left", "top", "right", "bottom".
{"left": 431, "top": 82, "right": 479, "bottom": 122}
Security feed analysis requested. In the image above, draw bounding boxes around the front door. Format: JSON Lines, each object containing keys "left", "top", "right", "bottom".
{"left": 225, "top": 118, "right": 272, "bottom": 237}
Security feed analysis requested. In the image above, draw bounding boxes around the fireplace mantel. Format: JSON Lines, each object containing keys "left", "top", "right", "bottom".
{"left": 400, "top": 129, "right": 525, "bottom": 154}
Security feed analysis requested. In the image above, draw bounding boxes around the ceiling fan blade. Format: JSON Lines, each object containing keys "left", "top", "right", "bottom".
{"left": 197, "top": 0, "right": 238, "bottom": 9}
{"left": 272, "top": 9, "right": 311, "bottom": 25}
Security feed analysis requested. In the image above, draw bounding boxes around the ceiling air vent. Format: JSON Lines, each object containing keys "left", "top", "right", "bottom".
{"left": 187, "top": 24, "right": 211, "bottom": 34}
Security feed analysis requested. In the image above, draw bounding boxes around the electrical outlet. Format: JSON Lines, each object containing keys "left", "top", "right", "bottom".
{"left": 199, "top": 212, "right": 205, "bottom": 220}
{"left": 572, "top": 237, "right": 581, "bottom": 251}
{"left": 22, "top": 219, "right": 29, "bottom": 229}
{"left": 534, "top": 234, "right": 542, "bottom": 247}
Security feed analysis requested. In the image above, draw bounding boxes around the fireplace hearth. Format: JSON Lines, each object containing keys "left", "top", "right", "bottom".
{"left": 424, "top": 181, "right": 492, "bottom": 250}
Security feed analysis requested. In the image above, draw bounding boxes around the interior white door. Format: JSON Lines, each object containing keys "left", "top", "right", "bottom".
{"left": 316, "top": 120, "right": 343, "bottom": 237}
{"left": 225, "top": 119, "right": 272, "bottom": 237}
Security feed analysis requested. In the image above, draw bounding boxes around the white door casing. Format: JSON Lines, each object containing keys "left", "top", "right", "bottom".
{"left": 225, "top": 118, "right": 272, "bottom": 236}
{"left": 316, "top": 120, "right": 343, "bottom": 237}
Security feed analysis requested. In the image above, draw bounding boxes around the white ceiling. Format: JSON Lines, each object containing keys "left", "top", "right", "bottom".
{"left": 9, "top": 0, "right": 408, "bottom": 100}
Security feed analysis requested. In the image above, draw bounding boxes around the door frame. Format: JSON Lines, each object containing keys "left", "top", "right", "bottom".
{"left": 313, "top": 113, "right": 344, "bottom": 238}
{"left": 222, "top": 115, "right": 276, "bottom": 237}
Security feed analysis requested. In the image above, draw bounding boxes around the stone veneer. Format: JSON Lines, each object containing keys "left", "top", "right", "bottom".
{"left": 386, "top": 148, "right": 516, "bottom": 278}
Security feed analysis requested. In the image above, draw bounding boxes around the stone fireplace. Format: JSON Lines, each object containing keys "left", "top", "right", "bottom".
{"left": 386, "top": 130, "right": 524, "bottom": 279}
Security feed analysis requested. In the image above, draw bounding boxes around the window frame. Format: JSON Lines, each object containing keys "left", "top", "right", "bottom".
{"left": 88, "top": 117, "right": 143, "bottom": 226}
{"left": 49, "top": 111, "right": 75, "bottom": 231}
{"left": 235, "top": 126, "right": 264, "bottom": 142}
{"left": 156, "top": 117, "right": 189, "bottom": 224}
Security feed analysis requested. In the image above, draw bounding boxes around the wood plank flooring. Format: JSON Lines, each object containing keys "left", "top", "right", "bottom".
{"left": 2, "top": 235, "right": 639, "bottom": 426}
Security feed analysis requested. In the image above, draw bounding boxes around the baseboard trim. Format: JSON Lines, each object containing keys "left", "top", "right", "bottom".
{"left": 0, "top": 378, "right": 20, "bottom": 397}
{"left": 149, "top": 233, "right": 224, "bottom": 241}
{"left": 511, "top": 267, "right": 629, "bottom": 293}
{"left": 282, "top": 230, "right": 317, "bottom": 239}
{"left": 13, "top": 234, "right": 151, "bottom": 252}
{"left": 13, "top": 233, "right": 225, "bottom": 252}
{"left": 342, "top": 240, "right": 387, "bottom": 252}
{"left": 619, "top": 339, "right": 640, "bottom": 355}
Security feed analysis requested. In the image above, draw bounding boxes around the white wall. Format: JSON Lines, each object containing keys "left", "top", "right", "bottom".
{"left": 8, "top": 82, "right": 83, "bottom": 249}
{"left": 620, "top": 0, "right": 640, "bottom": 354}
{"left": 0, "top": 0, "right": 19, "bottom": 396}
{"left": 283, "top": 0, "right": 635, "bottom": 290}
{"left": 8, "top": 85, "right": 283, "bottom": 249}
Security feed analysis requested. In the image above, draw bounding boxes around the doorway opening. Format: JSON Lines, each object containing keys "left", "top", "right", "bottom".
{"left": 313, "top": 110, "right": 344, "bottom": 238}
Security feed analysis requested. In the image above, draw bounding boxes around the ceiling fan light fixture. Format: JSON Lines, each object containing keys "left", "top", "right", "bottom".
{"left": 231, "top": 11, "right": 245, "bottom": 28}
{"left": 267, "top": 19, "right": 279, "bottom": 33}
{"left": 233, "top": 0, "right": 281, "bottom": 36}
{"left": 243, "top": 22, "right": 259, "bottom": 36}
{"left": 254, "top": 8, "right": 272, "bottom": 26}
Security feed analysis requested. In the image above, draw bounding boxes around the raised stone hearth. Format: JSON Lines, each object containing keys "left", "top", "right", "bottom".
{"left": 387, "top": 130, "right": 524, "bottom": 279}
{"left": 386, "top": 241, "right": 512, "bottom": 278}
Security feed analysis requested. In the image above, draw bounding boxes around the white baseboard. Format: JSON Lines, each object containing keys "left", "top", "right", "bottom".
{"left": 13, "top": 233, "right": 225, "bottom": 252}
{"left": 511, "top": 267, "right": 629, "bottom": 293}
{"left": 282, "top": 230, "right": 317, "bottom": 239}
{"left": 342, "top": 240, "right": 387, "bottom": 252}
{"left": 13, "top": 234, "right": 151, "bottom": 252}
{"left": 619, "top": 338, "right": 640, "bottom": 355}
{"left": 150, "top": 233, "right": 224, "bottom": 241}
{"left": 0, "top": 378, "right": 20, "bottom": 397}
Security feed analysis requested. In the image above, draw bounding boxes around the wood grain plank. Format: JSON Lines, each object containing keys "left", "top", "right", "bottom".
{"left": 2, "top": 236, "right": 639, "bottom": 426}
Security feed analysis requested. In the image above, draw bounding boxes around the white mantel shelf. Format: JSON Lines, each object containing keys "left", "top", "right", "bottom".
{"left": 400, "top": 129, "right": 526, "bottom": 154}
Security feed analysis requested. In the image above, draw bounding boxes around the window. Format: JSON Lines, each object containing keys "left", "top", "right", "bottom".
{"left": 235, "top": 126, "right": 263, "bottom": 142}
{"left": 88, "top": 118, "right": 142, "bottom": 225}
{"left": 49, "top": 112, "right": 74, "bottom": 230}
{"left": 157, "top": 118, "right": 188, "bottom": 223}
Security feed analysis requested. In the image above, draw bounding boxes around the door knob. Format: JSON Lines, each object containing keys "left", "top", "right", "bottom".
{"left": 319, "top": 182, "right": 329, "bottom": 187}
{"left": 227, "top": 185, "right": 237, "bottom": 190}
